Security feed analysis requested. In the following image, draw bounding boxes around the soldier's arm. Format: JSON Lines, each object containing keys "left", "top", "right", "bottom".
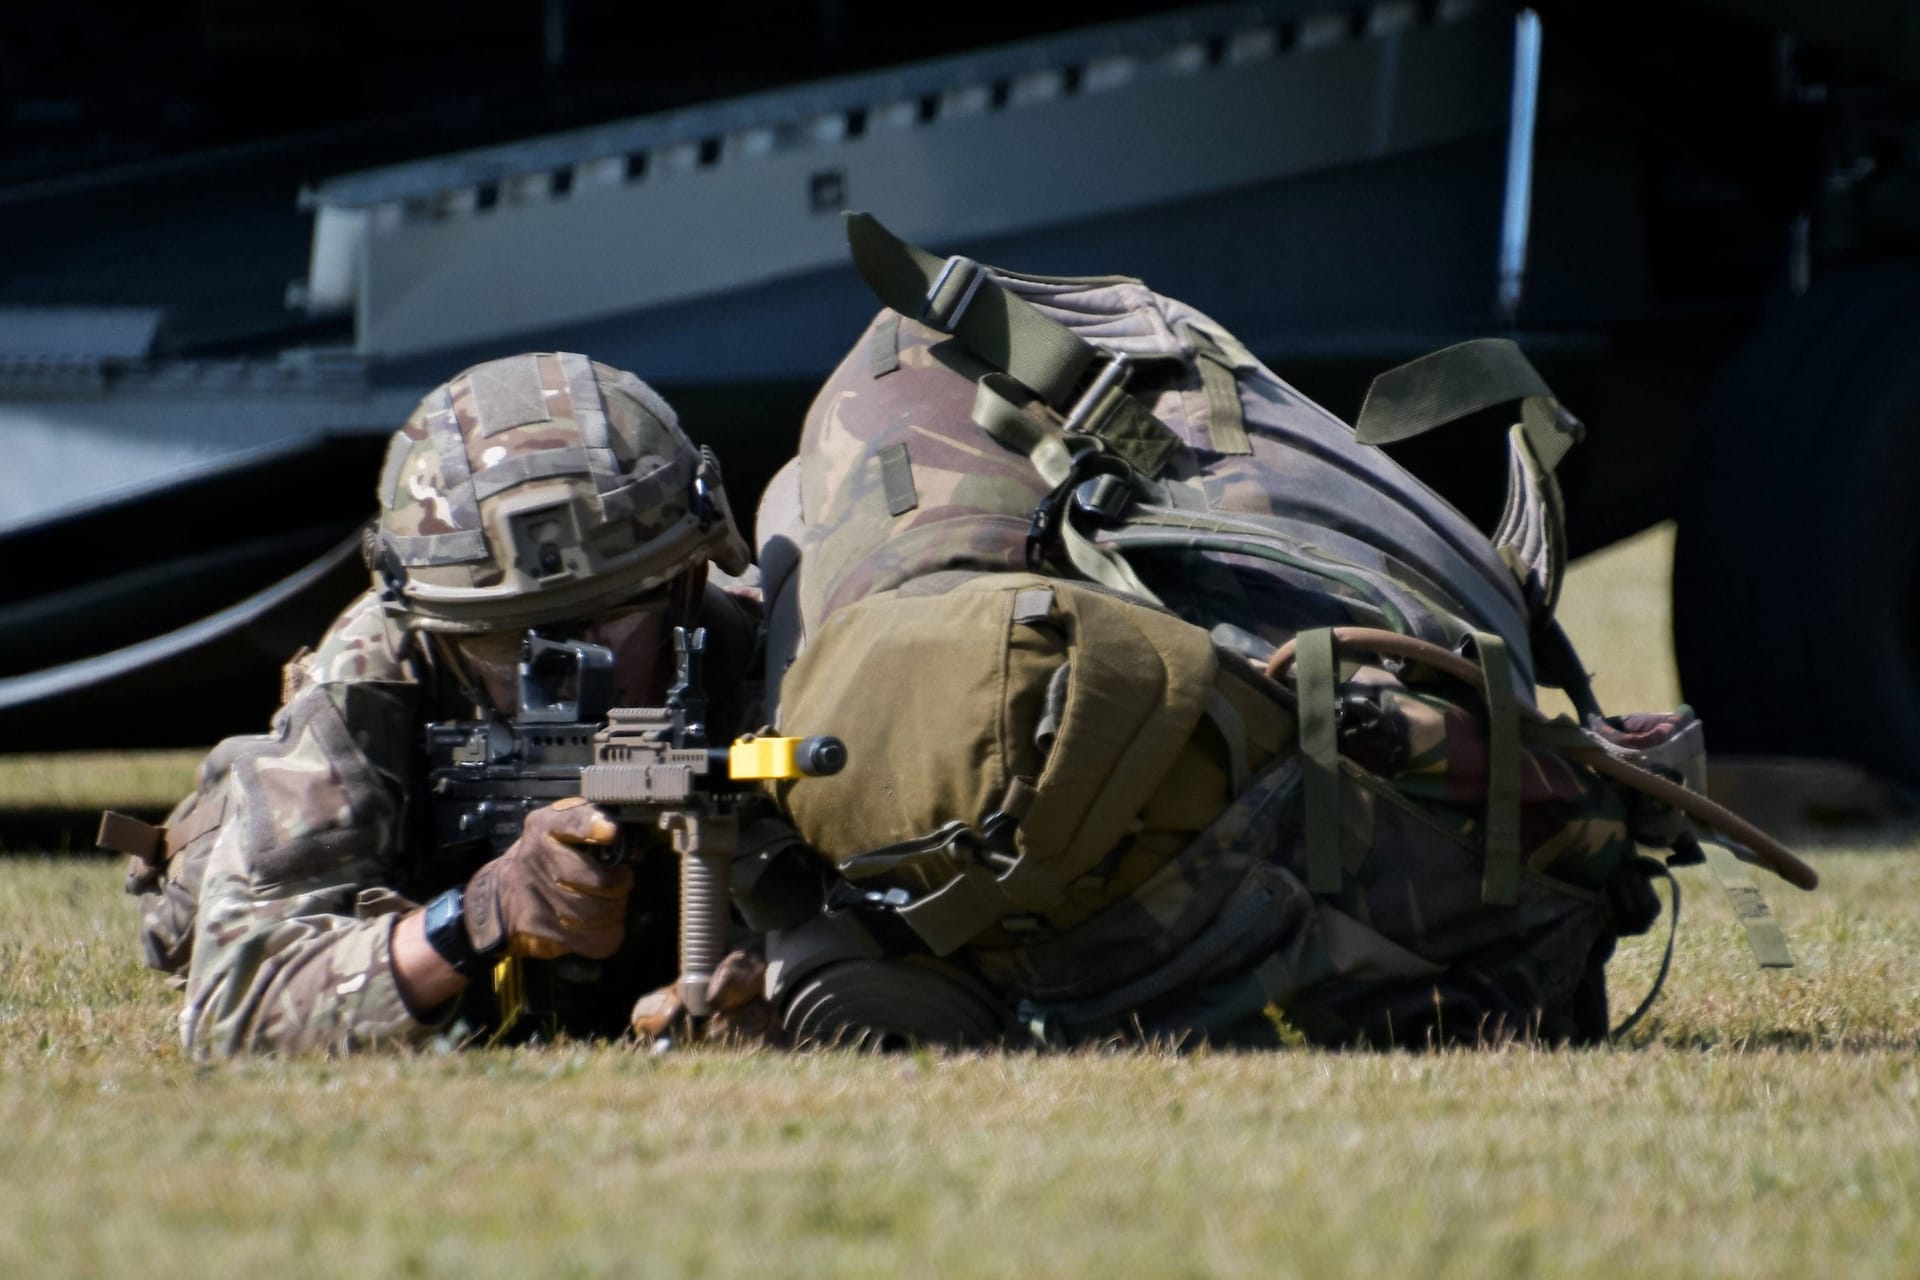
{"left": 180, "top": 588, "right": 460, "bottom": 1055}
{"left": 391, "top": 909, "right": 469, "bottom": 1010}
{"left": 180, "top": 678, "right": 447, "bottom": 1057}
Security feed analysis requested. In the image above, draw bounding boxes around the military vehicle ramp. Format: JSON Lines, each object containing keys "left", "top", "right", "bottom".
{"left": 1, "top": 0, "right": 1526, "bottom": 747}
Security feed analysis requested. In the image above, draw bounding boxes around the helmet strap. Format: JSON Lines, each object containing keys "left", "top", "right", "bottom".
{"left": 669, "top": 561, "right": 709, "bottom": 629}
{"left": 426, "top": 632, "right": 492, "bottom": 716}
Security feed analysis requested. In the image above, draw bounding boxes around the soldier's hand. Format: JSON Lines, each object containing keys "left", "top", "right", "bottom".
{"left": 706, "top": 950, "right": 778, "bottom": 1042}
{"left": 465, "top": 797, "right": 631, "bottom": 960}
{"left": 630, "top": 950, "right": 779, "bottom": 1045}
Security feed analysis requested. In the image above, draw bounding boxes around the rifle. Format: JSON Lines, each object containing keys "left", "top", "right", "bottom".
{"left": 424, "top": 625, "right": 844, "bottom": 1036}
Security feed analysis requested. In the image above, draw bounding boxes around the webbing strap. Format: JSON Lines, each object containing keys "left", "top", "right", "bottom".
{"left": 1534, "top": 617, "right": 1602, "bottom": 724}
{"left": 1518, "top": 713, "right": 1602, "bottom": 752}
{"left": 1185, "top": 325, "right": 1252, "bottom": 455}
{"left": 468, "top": 444, "right": 591, "bottom": 502}
{"left": 838, "top": 814, "right": 1072, "bottom": 957}
{"left": 1058, "top": 516, "right": 1165, "bottom": 605}
{"left": 886, "top": 850, "right": 1070, "bottom": 956}
{"left": 877, "top": 443, "right": 918, "bottom": 516}
{"left": 1354, "top": 338, "right": 1583, "bottom": 476}
{"left": 893, "top": 867, "right": 1010, "bottom": 957}
{"left": 1476, "top": 632, "right": 1523, "bottom": 907}
{"left": 1356, "top": 338, "right": 1550, "bottom": 443}
{"left": 1701, "top": 840, "right": 1796, "bottom": 968}
{"left": 423, "top": 386, "right": 483, "bottom": 529}
{"left": 97, "top": 810, "right": 163, "bottom": 861}
{"left": 869, "top": 313, "right": 902, "bottom": 377}
{"left": 846, "top": 212, "right": 1177, "bottom": 476}
{"left": 385, "top": 528, "right": 489, "bottom": 567}
{"left": 973, "top": 377, "right": 1166, "bottom": 606}
{"left": 557, "top": 352, "right": 625, "bottom": 520}
{"left": 1518, "top": 395, "right": 1583, "bottom": 477}
{"left": 1106, "top": 513, "right": 1418, "bottom": 636}
{"left": 849, "top": 211, "right": 1094, "bottom": 404}
{"left": 1203, "top": 687, "right": 1251, "bottom": 793}
{"left": 972, "top": 376, "right": 1076, "bottom": 485}
{"left": 1295, "top": 628, "right": 1344, "bottom": 894}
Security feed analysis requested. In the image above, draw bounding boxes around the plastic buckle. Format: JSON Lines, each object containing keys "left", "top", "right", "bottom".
{"left": 1061, "top": 350, "right": 1134, "bottom": 435}
{"left": 977, "top": 809, "right": 1021, "bottom": 873}
{"left": 1071, "top": 473, "right": 1131, "bottom": 528}
{"left": 690, "top": 471, "right": 719, "bottom": 531}
{"left": 826, "top": 882, "right": 914, "bottom": 912}
{"left": 1025, "top": 449, "right": 1133, "bottom": 570}
{"left": 919, "top": 255, "right": 986, "bottom": 332}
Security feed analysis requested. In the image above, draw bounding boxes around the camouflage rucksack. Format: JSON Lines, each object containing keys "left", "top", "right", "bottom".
{"left": 755, "top": 214, "right": 1811, "bottom": 1048}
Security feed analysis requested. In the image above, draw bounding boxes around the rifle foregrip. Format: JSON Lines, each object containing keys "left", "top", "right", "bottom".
{"left": 679, "top": 848, "right": 730, "bottom": 1016}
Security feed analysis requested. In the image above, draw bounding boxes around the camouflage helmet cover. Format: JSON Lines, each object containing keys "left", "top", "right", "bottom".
{"left": 370, "top": 352, "right": 751, "bottom": 632}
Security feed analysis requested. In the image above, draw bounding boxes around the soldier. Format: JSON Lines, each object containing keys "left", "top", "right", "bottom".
{"left": 126, "top": 230, "right": 1810, "bottom": 1057}
{"left": 117, "top": 353, "right": 760, "bottom": 1056}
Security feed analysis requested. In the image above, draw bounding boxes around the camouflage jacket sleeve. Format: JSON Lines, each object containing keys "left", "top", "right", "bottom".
{"left": 181, "top": 591, "right": 440, "bottom": 1057}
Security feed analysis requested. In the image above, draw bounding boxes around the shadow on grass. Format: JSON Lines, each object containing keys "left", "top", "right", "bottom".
{"left": 1616, "top": 1018, "right": 1920, "bottom": 1054}
{"left": 0, "top": 807, "right": 165, "bottom": 857}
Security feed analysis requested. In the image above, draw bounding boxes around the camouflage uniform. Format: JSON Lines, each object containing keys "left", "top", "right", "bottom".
{"left": 140, "top": 352, "right": 759, "bottom": 1057}
{"left": 176, "top": 593, "right": 429, "bottom": 1055}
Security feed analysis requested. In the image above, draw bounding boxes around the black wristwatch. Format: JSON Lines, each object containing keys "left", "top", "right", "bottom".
{"left": 421, "top": 886, "right": 490, "bottom": 978}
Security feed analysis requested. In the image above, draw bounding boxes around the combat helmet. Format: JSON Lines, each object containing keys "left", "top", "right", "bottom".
{"left": 368, "top": 352, "right": 751, "bottom": 632}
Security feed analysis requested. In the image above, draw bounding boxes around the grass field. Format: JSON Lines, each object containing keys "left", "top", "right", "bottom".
{"left": 3, "top": 525, "right": 1917, "bottom": 1279}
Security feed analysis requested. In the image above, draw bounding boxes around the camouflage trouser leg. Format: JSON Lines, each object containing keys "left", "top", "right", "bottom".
{"left": 135, "top": 782, "right": 229, "bottom": 978}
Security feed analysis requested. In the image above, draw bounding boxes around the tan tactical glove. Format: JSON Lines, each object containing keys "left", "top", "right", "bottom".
{"left": 631, "top": 950, "right": 778, "bottom": 1044}
{"left": 465, "top": 797, "right": 632, "bottom": 961}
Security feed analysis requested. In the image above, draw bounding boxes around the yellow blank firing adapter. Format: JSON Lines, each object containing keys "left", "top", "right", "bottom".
{"left": 728, "top": 735, "right": 847, "bottom": 781}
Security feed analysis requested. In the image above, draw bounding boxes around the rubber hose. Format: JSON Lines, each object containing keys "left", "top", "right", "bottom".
{"left": 1265, "top": 625, "right": 1817, "bottom": 891}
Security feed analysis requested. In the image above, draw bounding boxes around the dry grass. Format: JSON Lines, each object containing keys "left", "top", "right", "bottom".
{"left": 3, "top": 523, "right": 1917, "bottom": 1278}
{"left": 0, "top": 748, "right": 202, "bottom": 814}
{"left": 1542, "top": 520, "right": 1683, "bottom": 718}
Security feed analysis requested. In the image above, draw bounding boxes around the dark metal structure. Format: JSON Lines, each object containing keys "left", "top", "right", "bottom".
{"left": 2, "top": 0, "right": 1917, "bottom": 783}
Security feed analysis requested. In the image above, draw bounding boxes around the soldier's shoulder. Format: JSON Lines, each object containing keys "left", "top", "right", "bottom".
{"left": 292, "top": 590, "right": 419, "bottom": 691}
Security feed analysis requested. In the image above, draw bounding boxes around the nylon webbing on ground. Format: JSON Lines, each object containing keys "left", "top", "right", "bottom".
{"left": 1295, "top": 628, "right": 1344, "bottom": 894}
{"left": 1475, "top": 632, "right": 1522, "bottom": 906}
{"left": 1701, "top": 839, "right": 1796, "bottom": 968}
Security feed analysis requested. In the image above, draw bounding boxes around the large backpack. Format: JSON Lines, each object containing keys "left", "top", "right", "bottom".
{"left": 761, "top": 215, "right": 1806, "bottom": 1048}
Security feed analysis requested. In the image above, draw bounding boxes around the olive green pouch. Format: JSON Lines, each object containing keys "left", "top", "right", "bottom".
{"left": 776, "top": 573, "right": 1222, "bottom": 952}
